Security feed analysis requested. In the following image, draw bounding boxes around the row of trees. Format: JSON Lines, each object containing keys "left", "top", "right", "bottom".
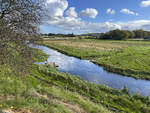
{"left": 100, "top": 29, "right": 150, "bottom": 40}
{"left": 42, "top": 33, "right": 76, "bottom": 37}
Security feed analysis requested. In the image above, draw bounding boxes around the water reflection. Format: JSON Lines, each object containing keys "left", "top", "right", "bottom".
{"left": 30, "top": 44, "right": 150, "bottom": 96}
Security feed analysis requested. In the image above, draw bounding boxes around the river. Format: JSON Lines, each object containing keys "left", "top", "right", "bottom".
{"left": 30, "top": 44, "right": 150, "bottom": 96}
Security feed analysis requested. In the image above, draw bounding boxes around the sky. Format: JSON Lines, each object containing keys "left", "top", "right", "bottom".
{"left": 40, "top": 0, "right": 150, "bottom": 34}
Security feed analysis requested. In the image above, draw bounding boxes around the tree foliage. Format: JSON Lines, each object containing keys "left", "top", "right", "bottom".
{"left": 43, "top": 33, "right": 76, "bottom": 37}
{"left": 100, "top": 29, "right": 130, "bottom": 40}
{"left": 133, "top": 29, "right": 150, "bottom": 38}
{"left": 100, "top": 29, "right": 150, "bottom": 40}
{"left": 0, "top": 0, "right": 45, "bottom": 74}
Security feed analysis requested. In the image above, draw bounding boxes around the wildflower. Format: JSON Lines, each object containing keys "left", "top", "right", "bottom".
{"left": 10, "top": 106, "right": 14, "bottom": 109}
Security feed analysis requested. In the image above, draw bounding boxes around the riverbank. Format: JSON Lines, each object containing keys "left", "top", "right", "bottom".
{"left": 1, "top": 46, "right": 150, "bottom": 113}
{"left": 36, "top": 39, "right": 150, "bottom": 80}
{"left": 30, "top": 64, "right": 150, "bottom": 113}
{"left": 0, "top": 48, "right": 110, "bottom": 113}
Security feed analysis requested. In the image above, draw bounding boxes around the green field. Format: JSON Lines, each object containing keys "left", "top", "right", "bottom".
{"left": 36, "top": 39, "right": 150, "bottom": 80}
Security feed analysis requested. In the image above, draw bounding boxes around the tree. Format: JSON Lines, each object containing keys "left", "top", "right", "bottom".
{"left": 67, "top": 33, "right": 75, "bottom": 37}
{"left": 100, "top": 33, "right": 111, "bottom": 40}
{"left": 110, "top": 29, "right": 130, "bottom": 40}
{"left": 133, "top": 29, "right": 146, "bottom": 38}
{"left": 101, "top": 29, "right": 130, "bottom": 40}
{"left": 48, "top": 33, "right": 55, "bottom": 36}
{"left": 0, "top": 0, "right": 45, "bottom": 74}
{"left": 124, "top": 30, "right": 135, "bottom": 39}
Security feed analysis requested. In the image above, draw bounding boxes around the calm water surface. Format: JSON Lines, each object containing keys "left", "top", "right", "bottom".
{"left": 30, "top": 44, "right": 150, "bottom": 96}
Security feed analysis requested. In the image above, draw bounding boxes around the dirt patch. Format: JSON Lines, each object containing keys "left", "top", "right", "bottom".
{"left": 12, "top": 108, "right": 32, "bottom": 113}
{"left": 53, "top": 99, "right": 87, "bottom": 113}
{"left": 29, "top": 90, "right": 87, "bottom": 113}
{"left": 0, "top": 108, "right": 32, "bottom": 113}
{"left": 29, "top": 89, "right": 49, "bottom": 99}
{"left": 0, "top": 94, "right": 14, "bottom": 100}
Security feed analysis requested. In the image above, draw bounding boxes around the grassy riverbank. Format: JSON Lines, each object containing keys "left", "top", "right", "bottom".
{"left": 0, "top": 48, "right": 110, "bottom": 113}
{"left": 1, "top": 46, "right": 150, "bottom": 113}
{"left": 36, "top": 39, "right": 150, "bottom": 80}
{"left": 30, "top": 64, "right": 150, "bottom": 113}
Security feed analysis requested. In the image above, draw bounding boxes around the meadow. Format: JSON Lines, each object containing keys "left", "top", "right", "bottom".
{"left": 36, "top": 39, "right": 150, "bottom": 80}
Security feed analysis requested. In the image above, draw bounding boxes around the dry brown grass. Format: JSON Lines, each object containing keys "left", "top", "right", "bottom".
{"left": 53, "top": 99, "right": 87, "bottom": 113}
{"left": 43, "top": 40, "right": 126, "bottom": 51}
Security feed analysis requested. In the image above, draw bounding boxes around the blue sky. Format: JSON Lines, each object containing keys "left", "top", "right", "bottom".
{"left": 68, "top": 0, "right": 150, "bottom": 21}
{"left": 40, "top": 0, "right": 150, "bottom": 34}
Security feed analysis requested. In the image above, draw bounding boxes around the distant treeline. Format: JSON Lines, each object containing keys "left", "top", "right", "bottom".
{"left": 42, "top": 29, "right": 150, "bottom": 40}
{"left": 100, "top": 29, "right": 150, "bottom": 40}
{"left": 42, "top": 33, "right": 75, "bottom": 37}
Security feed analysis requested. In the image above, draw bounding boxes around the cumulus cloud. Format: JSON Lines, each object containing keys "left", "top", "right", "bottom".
{"left": 66, "top": 7, "right": 78, "bottom": 18}
{"left": 43, "top": 0, "right": 150, "bottom": 34}
{"left": 141, "top": 0, "right": 150, "bottom": 7}
{"left": 120, "top": 9, "right": 138, "bottom": 16}
{"left": 47, "top": 16, "right": 84, "bottom": 31}
{"left": 46, "top": 0, "right": 68, "bottom": 17}
{"left": 46, "top": 17, "right": 150, "bottom": 34}
{"left": 106, "top": 8, "right": 115, "bottom": 15}
{"left": 119, "top": 20, "right": 150, "bottom": 31}
{"left": 80, "top": 8, "right": 98, "bottom": 19}
{"left": 46, "top": 16, "right": 121, "bottom": 33}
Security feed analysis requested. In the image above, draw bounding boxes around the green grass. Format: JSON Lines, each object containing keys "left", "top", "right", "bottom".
{"left": 94, "top": 46, "right": 150, "bottom": 80}
{"left": 32, "top": 48, "right": 49, "bottom": 62}
{"left": 0, "top": 69, "right": 111, "bottom": 113}
{"left": 0, "top": 47, "right": 111, "bottom": 113}
{"left": 30, "top": 64, "right": 150, "bottom": 113}
{"left": 36, "top": 39, "right": 150, "bottom": 80}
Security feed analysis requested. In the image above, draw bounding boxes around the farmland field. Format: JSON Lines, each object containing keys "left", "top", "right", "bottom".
{"left": 36, "top": 39, "right": 150, "bottom": 80}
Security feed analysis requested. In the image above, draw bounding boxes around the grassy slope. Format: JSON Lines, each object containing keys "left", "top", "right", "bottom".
{"left": 36, "top": 39, "right": 150, "bottom": 80}
{"left": 0, "top": 48, "right": 111, "bottom": 113}
{"left": 30, "top": 64, "right": 150, "bottom": 113}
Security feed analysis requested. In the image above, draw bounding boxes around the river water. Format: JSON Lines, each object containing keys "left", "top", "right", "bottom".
{"left": 30, "top": 44, "right": 150, "bottom": 96}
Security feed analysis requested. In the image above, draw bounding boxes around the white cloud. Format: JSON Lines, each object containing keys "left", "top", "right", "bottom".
{"left": 119, "top": 20, "right": 150, "bottom": 31}
{"left": 46, "top": 0, "right": 68, "bottom": 17}
{"left": 46, "top": 15, "right": 121, "bottom": 33}
{"left": 46, "top": 17, "right": 150, "bottom": 34}
{"left": 47, "top": 16, "right": 84, "bottom": 31}
{"left": 43, "top": 0, "right": 150, "bottom": 34}
{"left": 120, "top": 9, "right": 138, "bottom": 16}
{"left": 141, "top": 0, "right": 150, "bottom": 7}
{"left": 80, "top": 8, "right": 98, "bottom": 19}
{"left": 106, "top": 8, "right": 115, "bottom": 15}
{"left": 66, "top": 7, "right": 78, "bottom": 18}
